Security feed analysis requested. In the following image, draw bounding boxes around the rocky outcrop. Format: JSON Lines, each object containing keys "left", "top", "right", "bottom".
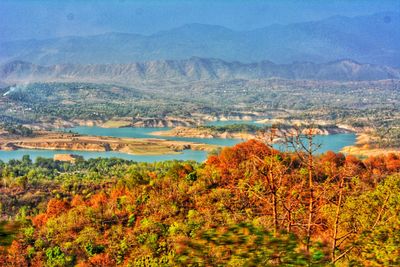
{"left": 131, "top": 118, "right": 197, "bottom": 128}
{"left": 152, "top": 124, "right": 353, "bottom": 140}
{"left": 0, "top": 143, "right": 17, "bottom": 151}
{"left": 13, "top": 141, "right": 110, "bottom": 152}
{"left": 202, "top": 114, "right": 262, "bottom": 123}
{"left": 152, "top": 127, "right": 265, "bottom": 139}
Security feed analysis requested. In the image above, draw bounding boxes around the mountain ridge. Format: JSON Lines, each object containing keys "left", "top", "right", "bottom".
{"left": 1, "top": 58, "right": 399, "bottom": 85}
{"left": 1, "top": 12, "right": 399, "bottom": 67}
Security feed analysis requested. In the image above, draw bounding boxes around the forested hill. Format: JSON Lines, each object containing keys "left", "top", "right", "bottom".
{"left": 1, "top": 12, "right": 399, "bottom": 67}
{"left": 1, "top": 58, "right": 399, "bottom": 85}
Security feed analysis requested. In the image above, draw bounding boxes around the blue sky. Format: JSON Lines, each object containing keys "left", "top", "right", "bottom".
{"left": 1, "top": 0, "right": 399, "bottom": 41}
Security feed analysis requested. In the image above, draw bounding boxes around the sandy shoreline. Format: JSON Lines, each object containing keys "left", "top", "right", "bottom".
{"left": 341, "top": 133, "right": 400, "bottom": 157}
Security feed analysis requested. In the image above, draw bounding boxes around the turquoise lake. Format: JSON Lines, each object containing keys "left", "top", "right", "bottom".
{"left": 0, "top": 149, "right": 207, "bottom": 163}
{"left": 0, "top": 124, "right": 356, "bottom": 163}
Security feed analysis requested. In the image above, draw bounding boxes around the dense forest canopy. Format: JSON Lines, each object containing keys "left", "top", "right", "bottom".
{"left": 1, "top": 140, "right": 399, "bottom": 266}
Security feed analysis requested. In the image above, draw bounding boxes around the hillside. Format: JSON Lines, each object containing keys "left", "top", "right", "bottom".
{"left": 1, "top": 58, "right": 399, "bottom": 85}
{"left": 1, "top": 140, "right": 400, "bottom": 265}
{"left": 1, "top": 79, "right": 399, "bottom": 129}
{"left": 1, "top": 12, "right": 399, "bottom": 67}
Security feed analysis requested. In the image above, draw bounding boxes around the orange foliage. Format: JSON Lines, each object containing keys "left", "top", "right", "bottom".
{"left": 207, "top": 139, "right": 276, "bottom": 183}
{"left": 76, "top": 262, "right": 90, "bottom": 267}
{"left": 345, "top": 155, "right": 362, "bottom": 166}
{"left": 321, "top": 151, "right": 345, "bottom": 167}
{"left": 71, "top": 195, "right": 85, "bottom": 207}
{"left": 90, "top": 192, "right": 108, "bottom": 209}
{"left": 385, "top": 153, "right": 400, "bottom": 172}
{"left": 89, "top": 253, "right": 114, "bottom": 266}
{"left": 46, "top": 198, "right": 70, "bottom": 217}
{"left": 220, "top": 139, "right": 274, "bottom": 166}
{"left": 30, "top": 253, "right": 45, "bottom": 267}
{"left": 363, "top": 153, "right": 400, "bottom": 174}
{"left": 110, "top": 187, "right": 127, "bottom": 201}
{"left": 31, "top": 213, "right": 48, "bottom": 228}
{"left": 148, "top": 171, "right": 158, "bottom": 179}
{"left": 3, "top": 140, "right": 400, "bottom": 267}
{"left": 6, "top": 240, "right": 28, "bottom": 266}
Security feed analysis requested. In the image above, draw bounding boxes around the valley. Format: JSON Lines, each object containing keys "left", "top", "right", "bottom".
{"left": 0, "top": 71, "right": 399, "bottom": 161}
{"left": 1, "top": 4, "right": 400, "bottom": 265}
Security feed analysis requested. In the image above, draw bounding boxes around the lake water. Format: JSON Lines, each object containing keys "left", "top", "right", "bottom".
{"left": 0, "top": 149, "right": 208, "bottom": 163}
{"left": 0, "top": 124, "right": 356, "bottom": 163}
{"left": 274, "top": 133, "right": 357, "bottom": 154}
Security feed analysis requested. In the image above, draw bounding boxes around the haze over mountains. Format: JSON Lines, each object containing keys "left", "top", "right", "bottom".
{"left": 1, "top": 12, "right": 399, "bottom": 67}
{"left": 1, "top": 58, "right": 399, "bottom": 85}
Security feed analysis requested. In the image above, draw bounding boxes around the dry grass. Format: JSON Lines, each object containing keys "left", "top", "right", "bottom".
{"left": 101, "top": 120, "right": 132, "bottom": 128}
{"left": 341, "top": 133, "right": 400, "bottom": 157}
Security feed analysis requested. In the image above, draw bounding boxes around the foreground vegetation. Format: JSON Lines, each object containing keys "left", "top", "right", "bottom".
{"left": 0, "top": 140, "right": 399, "bottom": 266}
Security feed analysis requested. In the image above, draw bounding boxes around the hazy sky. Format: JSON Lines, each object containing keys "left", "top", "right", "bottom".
{"left": 1, "top": 0, "right": 399, "bottom": 41}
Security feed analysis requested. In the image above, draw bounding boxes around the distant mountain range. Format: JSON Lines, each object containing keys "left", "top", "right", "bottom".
{"left": 1, "top": 58, "right": 399, "bottom": 85}
{"left": 1, "top": 12, "right": 399, "bottom": 67}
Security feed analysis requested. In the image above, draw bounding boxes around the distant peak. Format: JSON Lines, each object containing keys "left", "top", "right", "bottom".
{"left": 177, "top": 23, "right": 232, "bottom": 30}
{"left": 4, "top": 60, "right": 33, "bottom": 66}
{"left": 327, "top": 59, "right": 362, "bottom": 65}
{"left": 155, "top": 23, "right": 234, "bottom": 36}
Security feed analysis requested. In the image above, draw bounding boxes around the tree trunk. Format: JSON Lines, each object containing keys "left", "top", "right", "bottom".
{"left": 306, "top": 133, "right": 314, "bottom": 252}
{"left": 331, "top": 176, "right": 344, "bottom": 263}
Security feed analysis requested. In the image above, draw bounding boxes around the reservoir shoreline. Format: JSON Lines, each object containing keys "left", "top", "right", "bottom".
{"left": 0, "top": 124, "right": 359, "bottom": 162}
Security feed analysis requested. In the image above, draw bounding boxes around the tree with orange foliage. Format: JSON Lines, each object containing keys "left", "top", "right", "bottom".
{"left": 46, "top": 198, "right": 70, "bottom": 217}
{"left": 6, "top": 240, "right": 28, "bottom": 266}
{"left": 89, "top": 253, "right": 115, "bottom": 266}
{"left": 71, "top": 195, "right": 85, "bottom": 207}
{"left": 385, "top": 153, "right": 400, "bottom": 172}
